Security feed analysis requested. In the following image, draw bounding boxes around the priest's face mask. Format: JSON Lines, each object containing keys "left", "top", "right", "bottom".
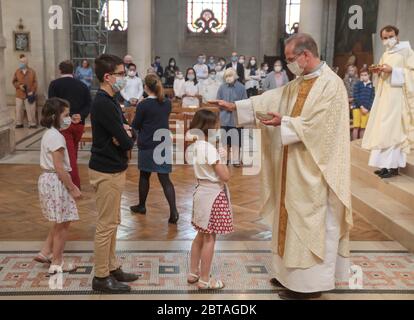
{"left": 286, "top": 51, "right": 308, "bottom": 77}
{"left": 381, "top": 30, "right": 399, "bottom": 50}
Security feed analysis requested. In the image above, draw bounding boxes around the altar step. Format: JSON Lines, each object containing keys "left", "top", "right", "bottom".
{"left": 351, "top": 141, "right": 414, "bottom": 252}
{"left": 351, "top": 140, "right": 414, "bottom": 179}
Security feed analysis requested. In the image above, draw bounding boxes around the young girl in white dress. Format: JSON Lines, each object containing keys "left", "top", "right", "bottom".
{"left": 187, "top": 109, "right": 234, "bottom": 290}
{"left": 35, "top": 98, "right": 82, "bottom": 274}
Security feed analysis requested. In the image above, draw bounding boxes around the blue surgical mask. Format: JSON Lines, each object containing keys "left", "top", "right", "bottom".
{"left": 19, "top": 63, "right": 26, "bottom": 70}
{"left": 231, "top": 56, "right": 238, "bottom": 62}
{"left": 112, "top": 77, "right": 127, "bottom": 92}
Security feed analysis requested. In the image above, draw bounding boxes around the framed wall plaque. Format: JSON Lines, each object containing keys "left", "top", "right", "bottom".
{"left": 13, "top": 31, "right": 30, "bottom": 52}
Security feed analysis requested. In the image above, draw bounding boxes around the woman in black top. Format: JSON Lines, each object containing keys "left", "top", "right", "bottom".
{"left": 130, "top": 74, "right": 179, "bottom": 224}
{"left": 163, "top": 58, "right": 179, "bottom": 88}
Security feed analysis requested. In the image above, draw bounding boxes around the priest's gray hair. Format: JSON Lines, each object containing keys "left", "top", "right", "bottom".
{"left": 285, "top": 33, "right": 319, "bottom": 57}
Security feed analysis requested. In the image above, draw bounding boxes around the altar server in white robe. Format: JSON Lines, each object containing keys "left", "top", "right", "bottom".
{"left": 362, "top": 25, "right": 414, "bottom": 178}
{"left": 213, "top": 33, "right": 353, "bottom": 300}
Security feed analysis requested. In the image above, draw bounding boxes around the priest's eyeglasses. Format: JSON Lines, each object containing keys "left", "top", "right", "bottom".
{"left": 286, "top": 51, "right": 304, "bottom": 64}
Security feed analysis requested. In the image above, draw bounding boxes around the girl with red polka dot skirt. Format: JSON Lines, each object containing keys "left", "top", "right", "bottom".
{"left": 186, "top": 109, "right": 234, "bottom": 290}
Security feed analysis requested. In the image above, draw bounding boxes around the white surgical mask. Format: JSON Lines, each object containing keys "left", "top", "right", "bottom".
{"left": 188, "top": 74, "right": 195, "bottom": 81}
{"left": 176, "top": 74, "right": 184, "bottom": 79}
{"left": 210, "top": 74, "right": 216, "bottom": 80}
{"left": 215, "top": 65, "right": 222, "bottom": 72}
{"left": 128, "top": 71, "right": 136, "bottom": 77}
{"left": 61, "top": 116, "right": 72, "bottom": 130}
{"left": 287, "top": 61, "right": 305, "bottom": 77}
{"left": 274, "top": 66, "right": 282, "bottom": 73}
{"left": 361, "top": 76, "right": 370, "bottom": 82}
{"left": 239, "top": 59, "right": 245, "bottom": 64}
{"left": 264, "top": 66, "right": 269, "bottom": 72}
{"left": 383, "top": 37, "right": 398, "bottom": 50}
{"left": 250, "top": 60, "right": 256, "bottom": 66}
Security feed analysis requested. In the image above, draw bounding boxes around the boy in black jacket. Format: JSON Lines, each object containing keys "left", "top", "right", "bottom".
{"left": 89, "top": 54, "right": 138, "bottom": 294}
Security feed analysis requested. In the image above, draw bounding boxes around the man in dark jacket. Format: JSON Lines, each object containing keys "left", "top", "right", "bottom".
{"left": 48, "top": 60, "right": 91, "bottom": 188}
{"left": 226, "top": 51, "right": 245, "bottom": 83}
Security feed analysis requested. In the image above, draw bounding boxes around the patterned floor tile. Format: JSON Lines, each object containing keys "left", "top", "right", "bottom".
{"left": 0, "top": 250, "right": 413, "bottom": 296}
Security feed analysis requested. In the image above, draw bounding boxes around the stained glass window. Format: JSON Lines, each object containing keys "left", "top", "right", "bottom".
{"left": 187, "top": 0, "right": 228, "bottom": 34}
{"left": 285, "top": 0, "right": 301, "bottom": 34}
{"left": 104, "top": 0, "right": 128, "bottom": 31}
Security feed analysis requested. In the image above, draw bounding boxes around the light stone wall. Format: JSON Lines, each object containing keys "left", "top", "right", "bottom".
{"left": 153, "top": 0, "right": 285, "bottom": 70}
{"left": 1, "top": 0, "right": 70, "bottom": 105}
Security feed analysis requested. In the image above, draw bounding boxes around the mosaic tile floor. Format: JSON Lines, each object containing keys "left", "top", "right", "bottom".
{"left": 1, "top": 248, "right": 413, "bottom": 297}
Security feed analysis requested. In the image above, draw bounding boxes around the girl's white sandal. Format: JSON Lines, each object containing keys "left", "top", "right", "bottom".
{"left": 187, "top": 273, "right": 200, "bottom": 284}
{"left": 198, "top": 279, "right": 225, "bottom": 290}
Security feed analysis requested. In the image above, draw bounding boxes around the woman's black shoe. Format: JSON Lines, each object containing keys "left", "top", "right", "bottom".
{"left": 130, "top": 204, "right": 146, "bottom": 215}
{"left": 92, "top": 276, "right": 131, "bottom": 294}
{"left": 168, "top": 212, "right": 179, "bottom": 224}
{"left": 374, "top": 168, "right": 388, "bottom": 176}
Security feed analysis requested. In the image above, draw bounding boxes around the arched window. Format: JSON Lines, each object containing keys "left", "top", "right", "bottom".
{"left": 187, "top": 0, "right": 228, "bottom": 34}
{"left": 285, "top": 0, "right": 301, "bottom": 34}
{"left": 104, "top": 0, "right": 128, "bottom": 31}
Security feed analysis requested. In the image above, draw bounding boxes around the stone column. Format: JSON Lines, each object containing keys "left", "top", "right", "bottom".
{"left": 299, "top": 0, "right": 324, "bottom": 55}
{"left": 0, "top": 1, "right": 15, "bottom": 158}
{"left": 128, "top": 0, "right": 153, "bottom": 78}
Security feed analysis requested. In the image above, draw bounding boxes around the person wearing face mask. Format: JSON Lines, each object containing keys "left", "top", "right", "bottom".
{"left": 216, "top": 33, "right": 353, "bottom": 300}
{"left": 215, "top": 68, "right": 247, "bottom": 166}
{"left": 173, "top": 71, "right": 186, "bottom": 98}
{"left": 226, "top": 52, "right": 245, "bottom": 84}
{"left": 89, "top": 54, "right": 139, "bottom": 294}
{"left": 244, "top": 57, "right": 262, "bottom": 97}
{"left": 75, "top": 59, "right": 93, "bottom": 89}
{"left": 362, "top": 25, "right": 414, "bottom": 179}
{"left": 351, "top": 68, "right": 375, "bottom": 140}
{"left": 207, "top": 56, "right": 216, "bottom": 71}
{"left": 48, "top": 60, "right": 91, "bottom": 189}
{"left": 193, "top": 54, "right": 209, "bottom": 90}
{"left": 343, "top": 65, "right": 359, "bottom": 110}
{"left": 182, "top": 68, "right": 201, "bottom": 108}
{"left": 120, "top": 63, "right": 144, "bottom": 107}
{"left": 259, "top": 63, "right": 270, "bottom": 89}
{"left": 151, "top": 56, "right": 164, "bottom": 79}
{"left": 12, "top": 54, "right": 38, "bottom": 129}
{"left": 262, "top": 59, "right": 289, "bottom": 92}
{"left": 201, "top": 69, "right": 221, "bottom": 103}
{"left": 123, "top": 54, "right": 133, "bottom": 73}
{"left": 215, "top": 58, "right": 227, "bottom": 83}
{"left": 36, "top": 98, "right": 82, "bottom": 275}
{"left": 163, "top": 58, "right": 179, "bottom": 88}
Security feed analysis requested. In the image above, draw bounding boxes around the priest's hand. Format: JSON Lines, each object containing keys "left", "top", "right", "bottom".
{"left": 261, "top": 112, "right": 282, "bottom": 127}
{"left": 381, "top": 64, "right": 393, "bottom": 74}
{"left": 211, "top": 100, "right": 236, "bottom": 111}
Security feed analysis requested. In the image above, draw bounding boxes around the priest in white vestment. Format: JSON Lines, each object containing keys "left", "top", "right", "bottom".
{"left": 362, "top": 25, "right": 414, "bottom": 178}
{"left": 212, "top": 33, "right": 353, "bottom": 300}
